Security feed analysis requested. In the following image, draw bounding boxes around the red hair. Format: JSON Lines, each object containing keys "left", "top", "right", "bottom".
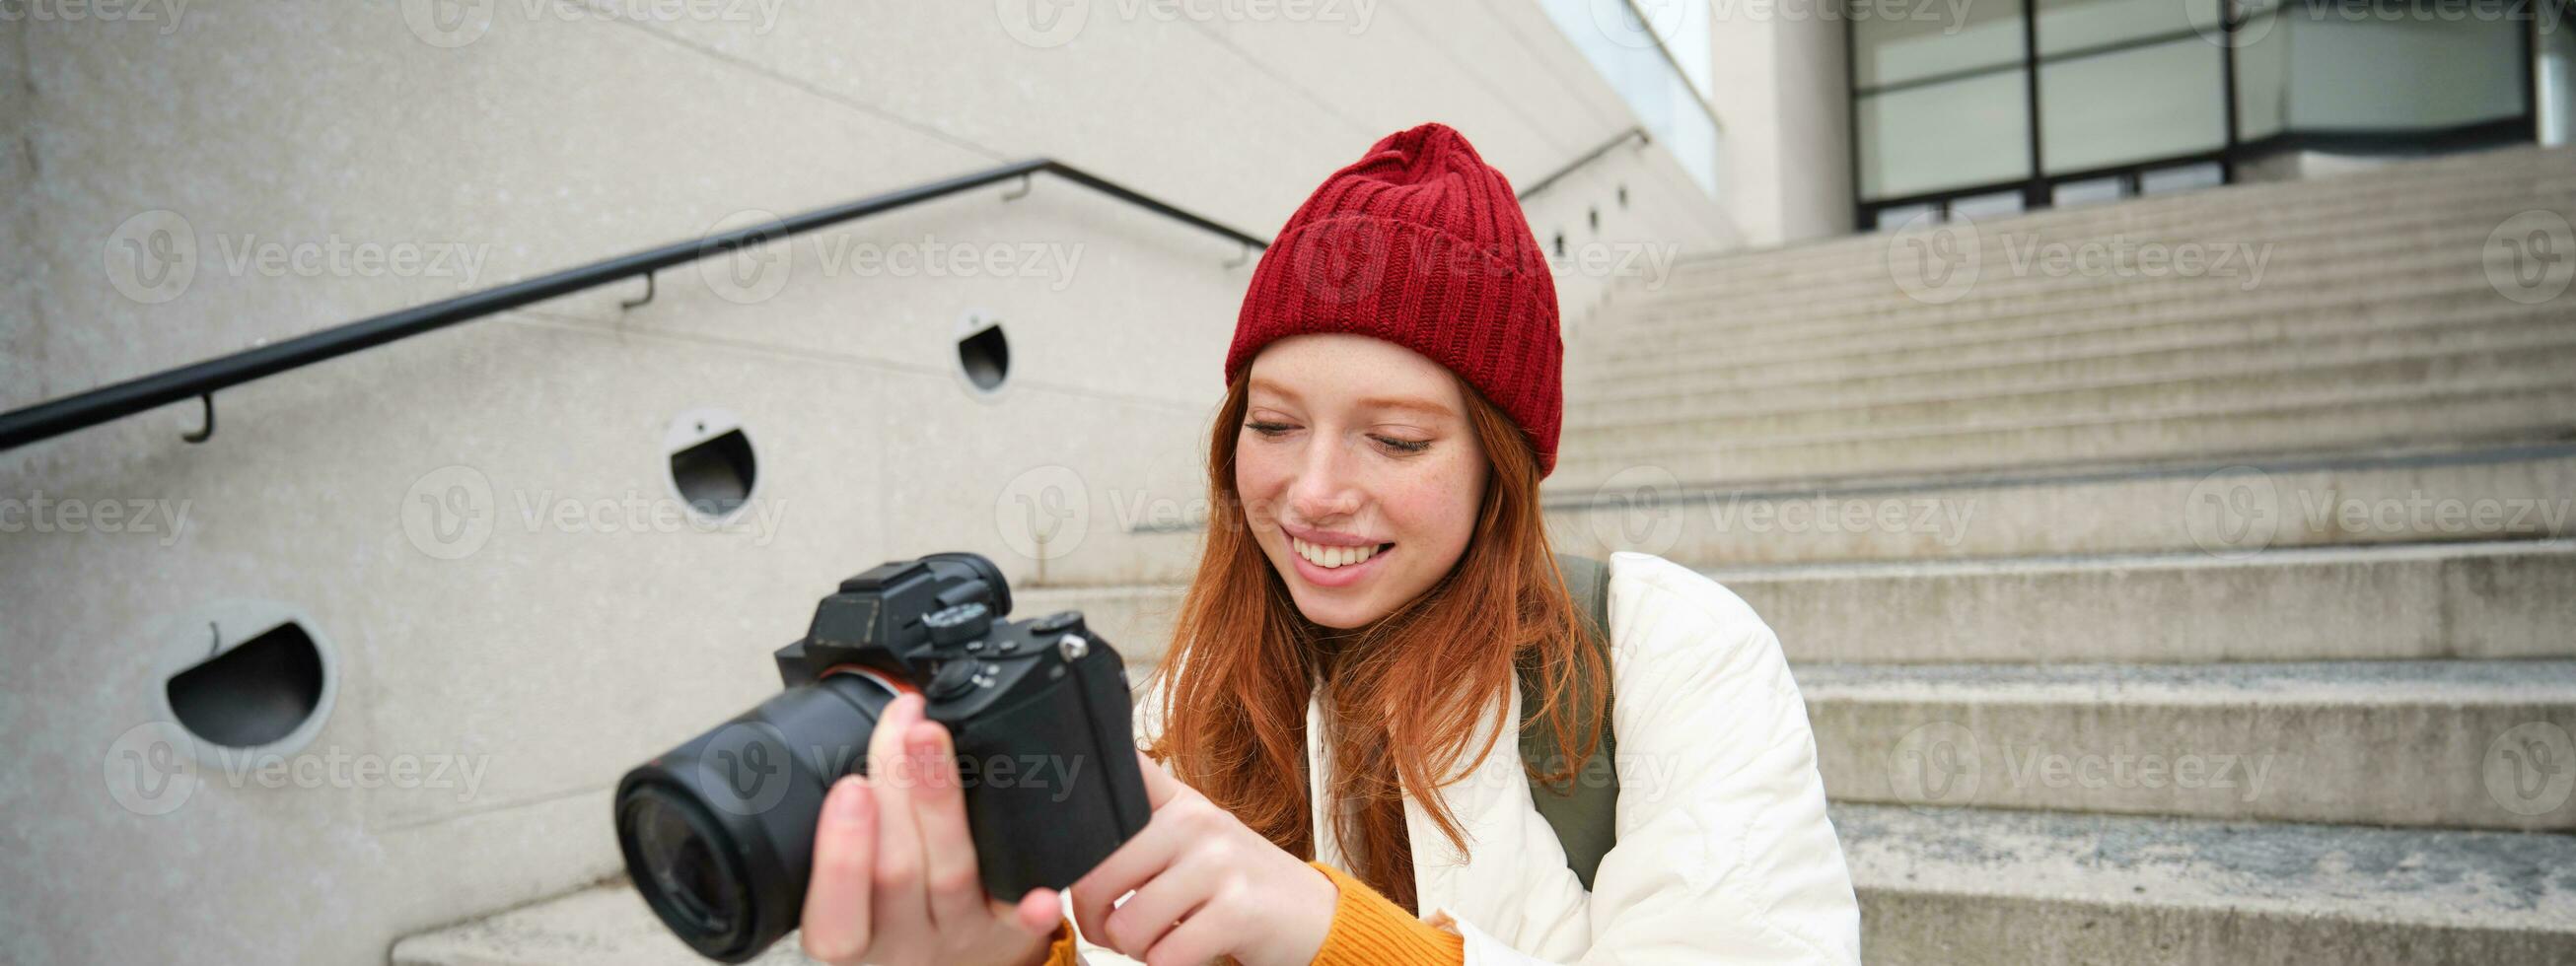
{"left": 1141, "top": 368, "right": 1607, "bottom": 910}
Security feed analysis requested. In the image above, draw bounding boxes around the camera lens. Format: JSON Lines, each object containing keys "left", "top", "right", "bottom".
{"left": 613, "top": 673, "right": 899, "bottom": 962}
{"left": 619, "top": 783, "right": 750, "bottom": 949}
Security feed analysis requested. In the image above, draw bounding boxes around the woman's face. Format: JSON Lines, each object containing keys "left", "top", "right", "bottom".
{"left": 1234, "top": 334, "right": 1488, "bottom": 629}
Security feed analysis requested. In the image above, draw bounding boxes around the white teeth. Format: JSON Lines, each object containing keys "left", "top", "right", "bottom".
{"left": 1292, "top": 536, "right": 1383, "bottom": 569}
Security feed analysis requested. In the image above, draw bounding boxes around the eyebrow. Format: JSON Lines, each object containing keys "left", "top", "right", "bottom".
{"left": 1249, "top": 378, "right": 1457, "bottom": 419}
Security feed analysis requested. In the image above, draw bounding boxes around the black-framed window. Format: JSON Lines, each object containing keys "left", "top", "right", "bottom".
{"left": 1848, "top": 0, "right": 2551, "bottom": 229}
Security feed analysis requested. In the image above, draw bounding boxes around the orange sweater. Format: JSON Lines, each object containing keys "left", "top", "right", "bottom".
{"left": 1039, "top": 861, "right": 1464, "bottom": 964}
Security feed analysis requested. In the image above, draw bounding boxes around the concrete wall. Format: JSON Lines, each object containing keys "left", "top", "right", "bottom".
{"left": 0, "top": 2, "right": 1734, "bottom": 962}
{"left": 1706, "top": 0, "right": 1853, "bottom": 245}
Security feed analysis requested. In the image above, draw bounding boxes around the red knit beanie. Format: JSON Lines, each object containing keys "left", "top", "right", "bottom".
{"left": 1223, "top": 122, "right": 1563, "bottom": 477}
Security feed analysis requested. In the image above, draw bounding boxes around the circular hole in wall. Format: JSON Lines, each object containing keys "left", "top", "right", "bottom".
{"left": 168, "top": 622, "right": 324, "bottom": 748}
{"left": 666, "top": 409, "right": 758, "bottom": 522}
{"left": 152, "top": 599, "right": 339, "bottom": 763}
{"left": 956, "top": 311, "right": 1011, "bottom": 394}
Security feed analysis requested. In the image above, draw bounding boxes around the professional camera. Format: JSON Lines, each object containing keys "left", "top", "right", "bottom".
{"left": 613, "top": 552, "right": 1153, "bottom": 963}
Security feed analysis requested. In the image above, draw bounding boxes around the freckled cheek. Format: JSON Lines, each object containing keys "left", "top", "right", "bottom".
{"left": 1379, "top": 466, "right": 1478, "bottom": 547}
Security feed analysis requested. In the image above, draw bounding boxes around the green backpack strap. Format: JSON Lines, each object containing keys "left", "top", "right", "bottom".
{"left": 1517, "top": 552, "right": 1618, "bottom": 890}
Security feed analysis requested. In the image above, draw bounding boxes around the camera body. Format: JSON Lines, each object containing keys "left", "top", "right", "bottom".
{"left": 614, "top": 552, "right": 1153, "bottom": 963}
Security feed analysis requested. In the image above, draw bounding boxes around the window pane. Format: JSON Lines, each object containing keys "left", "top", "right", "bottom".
{"left": 1537, "top": 0, "right": 1727, "bottom": 199}
{"left": 2036, "top": 0, "right": 2221, "bottom": 55}
{"left": 2039, "top": 38, "right": 2227, "bottom": 172}
{"left": 2052, "top": 174, "right": 2128, "bottom": 206}
{"left": 1859, "top": 70, "right": 2034, "bottom": 199}
{"left": 2234, "top": 7, "right": 2289, "bottom": 140}
{"left": 2140, "top": 161, "right": 2224, "bottom": 194}
{"left": 1854, "top": 0, "right": 2027, "bottom": 88}
{"left": 1950, "top": 189, "right": 2029, "bottom": 220}
{"left": 2275, "top": 15, "right": 2526, "bottom": 131}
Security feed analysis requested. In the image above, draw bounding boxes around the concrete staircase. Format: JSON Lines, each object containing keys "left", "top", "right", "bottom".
{"left": 1558, "top": 145, "right": 2576, "bottom": 963}
{"left": 398, "top": 147, "right": 2576, "bottom": 962}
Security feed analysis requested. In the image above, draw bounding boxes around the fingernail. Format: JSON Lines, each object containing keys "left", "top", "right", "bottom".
{"left": 829, "top": 776, "right": 868, "bottom": 820}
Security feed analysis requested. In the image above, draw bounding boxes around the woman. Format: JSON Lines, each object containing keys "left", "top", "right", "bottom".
{"left": 795, "top": 122, "right": 1861, "bottom": 965}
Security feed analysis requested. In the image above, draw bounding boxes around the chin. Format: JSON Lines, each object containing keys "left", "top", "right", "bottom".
{"left": 1291, "top": 591, "right": 1378, "bottom": 629}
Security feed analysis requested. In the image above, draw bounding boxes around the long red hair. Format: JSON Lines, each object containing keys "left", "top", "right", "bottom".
{"left": 1141, "top": 367, "right": 1607, "bottom": 911}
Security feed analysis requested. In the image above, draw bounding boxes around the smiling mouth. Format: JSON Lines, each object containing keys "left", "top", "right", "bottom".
{"left": 1289, "top": 535, "right": 1395, "bottom": 570}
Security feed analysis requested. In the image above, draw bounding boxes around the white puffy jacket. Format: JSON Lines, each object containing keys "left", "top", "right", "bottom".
{"left": 1076, "top": 550, "right": 1861, "bottom": 964}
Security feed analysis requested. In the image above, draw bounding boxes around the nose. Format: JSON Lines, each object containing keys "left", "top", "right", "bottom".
{"left": 1284, "top": 433, "right": 1363, "bottom": 523}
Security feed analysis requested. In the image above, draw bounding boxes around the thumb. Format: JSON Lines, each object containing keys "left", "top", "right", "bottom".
{"left": 1134, "top": 749, "right": 1185, "bottom": 809}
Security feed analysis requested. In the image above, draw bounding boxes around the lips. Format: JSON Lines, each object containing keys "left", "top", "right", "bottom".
{"left": 1290, "top": 535, "right": 1387, "bottom": 569}
{"left": 1282, "top": 530, "right": 1400, "bottom": 589}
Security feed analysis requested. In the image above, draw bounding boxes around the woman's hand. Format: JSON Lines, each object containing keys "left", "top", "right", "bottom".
{"left": 798, "top": 693, "right": 1066, "bottom": 966}
{"left": 1069, "top": 751, "right": 1341, "bottom": 966}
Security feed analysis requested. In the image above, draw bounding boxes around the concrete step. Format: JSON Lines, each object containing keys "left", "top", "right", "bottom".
{"left": 1664, "top": 146, "right": 2573, "bottom": 288}
{"left": 389, "top": 804, "right": 2576, "bottom": 966}
{"left": 1014, "top": 540, "right": 2576, "bottom": 669}
{"left": 1601, "top": 238, "right": 2543, "bottom": 349}
{"left": 1576, "top": 271, "right": 2526, "bottom": 378}
{"left": 1540, "top": 443, "right": 2576, "bottom": 565}
{"left": 1710, "top": 539, "right": 2576, "bottom": 664}
{"left": 1550, "top": 376, "right": 2576, "bottom": 487}
{"left": 391, "top": 875, "right": 817, "bottom": 965}
{"left": 1570, "top": 286, "right": 2550, "bottom": 400}
{"left": 1834, "top": 803, "right": 2576, "bottom": 966}
{"left": 1565, "top": 333, "right": 2576, "bottom": 440}
{"left": 1801, "top": 659, "right": 2576, "bottom": 829}
{"left": 1642, "top": 199, "right": 2566, "bottom": 315}
{"left": 1673, "top": 167, "right": 2576, "bottom": 293}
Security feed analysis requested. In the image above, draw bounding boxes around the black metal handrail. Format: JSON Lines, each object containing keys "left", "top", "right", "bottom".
{"left": 6, "top": 129, "right": 1669, "bottom": 452}
{"left": 1517, "top": 127, "right": 1651, "bottom": 200}
{"left": 0, "top": 159, "right": 1268, "bottom": 451}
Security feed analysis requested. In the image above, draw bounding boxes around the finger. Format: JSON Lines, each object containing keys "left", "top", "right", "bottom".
{"left": 1066, "top": 802, "right": 1194, "bottom": 940}
{"left": 796, "top": 777, "right": 876, "bottom": 964}
{"left": 1098, "top": 859, "right": 1217, "bottom": 957}
{"left": 866, "top": 695, "right": 930, "bottom": 951}
{"left": 1133, "top": 749, "right": 1184, "bottom": 808}
{"left": 1141, "top": 904, "right": 1238, "bottom": 966}
{"left": 1001, "top": 886, "right": 1064, "bottom": 937}
{"left": 904, "top": 718, "right": 987, "bottom": 932}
